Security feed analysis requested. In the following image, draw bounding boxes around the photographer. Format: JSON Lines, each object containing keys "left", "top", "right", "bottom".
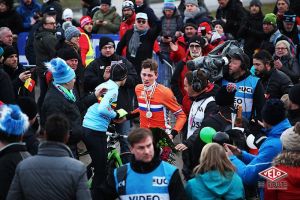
{"left": 220, "top": 48, "right": 265, "bottom": 121}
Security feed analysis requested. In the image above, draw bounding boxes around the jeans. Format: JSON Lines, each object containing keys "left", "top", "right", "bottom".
{"left": 82, "top": 127, "right": 107, "bottom": 200}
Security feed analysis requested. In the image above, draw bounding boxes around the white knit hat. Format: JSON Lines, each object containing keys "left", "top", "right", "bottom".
{"left": 281, "top": 122, "right": 300, "bottom": 151}
{"left": 62, "top": 8, "right": 73, "bottom": 20}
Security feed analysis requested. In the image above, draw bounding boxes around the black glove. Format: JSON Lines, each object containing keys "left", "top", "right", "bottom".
{"left": 126, "top": 112, "right": 140, "bottom": 120}
{"left": 170, "top": 129, "right": 178, "bottom": 138}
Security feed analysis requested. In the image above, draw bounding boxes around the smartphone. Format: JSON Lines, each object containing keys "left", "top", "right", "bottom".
{"left": 24, "top": 65, "right": 36, "bottom": 73}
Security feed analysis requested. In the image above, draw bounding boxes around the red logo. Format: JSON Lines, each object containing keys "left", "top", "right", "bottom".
{"left": 259, "top": 166, "right": 287, "bottom": 182}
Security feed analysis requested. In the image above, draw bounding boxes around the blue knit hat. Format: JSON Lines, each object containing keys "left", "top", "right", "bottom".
{"left": 0, "top": 104, "right": 29, "bottom": 136}
{"left": 163, "top": 2, "right": 176, "bottom": 10}
{"left": 64, "top": 25, "right": 81, "bottom": 41}
{"left": 46, "top": 58, "right": 75, "bottom": 84}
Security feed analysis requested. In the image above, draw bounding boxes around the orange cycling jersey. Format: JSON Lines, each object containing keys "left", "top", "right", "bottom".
{"left": 134, "top": 83, "right": 186, "bottom": 132}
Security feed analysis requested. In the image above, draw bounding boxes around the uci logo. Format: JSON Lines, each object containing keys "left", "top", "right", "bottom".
{"left": 152, "top": 176, "right": 167, "bottom": 187}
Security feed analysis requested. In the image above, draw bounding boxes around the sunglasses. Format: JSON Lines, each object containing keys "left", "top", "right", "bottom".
{"left": 189, "top": 44, "right": 201, "bottom": 49}
{"left": 137, "top": 19, "right": 146, "bottom": 24}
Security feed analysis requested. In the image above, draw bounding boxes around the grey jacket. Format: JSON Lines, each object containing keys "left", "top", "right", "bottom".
{"left": 6, "top": 141, "right": 91, "bottom": 200}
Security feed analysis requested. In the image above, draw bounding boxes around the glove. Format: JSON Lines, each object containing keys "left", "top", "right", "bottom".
{"left": 116, "top": 108, "right": 128, "bottom": 118}
{"left": 170, "top": 129, "right": 178, "bottom": 138}
{"left": 126, "top": 111, "right": 140, "bottom": 120}
{"left": 156, "top": 51, "right": 165, "bottom": 63}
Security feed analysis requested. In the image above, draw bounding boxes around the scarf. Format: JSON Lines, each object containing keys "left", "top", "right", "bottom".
{"left": 128, "top": 25, "right": 148, "bottom": 58}
{"left": 183, "top": 7, "right": 202, "bottom": 23}
{"left": 54, "top": 83, "right": 76, "bottom": 102}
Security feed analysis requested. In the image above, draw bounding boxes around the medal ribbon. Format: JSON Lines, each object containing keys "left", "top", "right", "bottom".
{"left": 144, "top": 82, "right": 157, "bottom": 115}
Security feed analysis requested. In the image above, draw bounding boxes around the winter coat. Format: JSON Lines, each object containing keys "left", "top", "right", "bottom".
{"left": 264, "top": 151, "right": 300, "bottom": 200}
{"left": 33, "top": 26, "right": 58, "bottom": 76}
{"left": 6, "top": 141, "right": 92, "bottom": 200}
{"left": 0, "top": 68, "right": 16, "bottom": 104}
{"left": 169, "top": 35, "right": 188, "bottom": 63}
{"left": 84, "top": 53, "right": 137, "bottom": 112}
{"left": 120, "top": 13, "right": 136, "bottom": 39}
{"left": 185, "top": 170, "right": 245, "bottom": 200}
{"left": 229, "top": 119, "right": 291, "bottom": 185}
{"left": 41, "top": 0, "right": 62, "bottom": 24}
{"left": 0, "top": 143, "right": 30, "bottom": 200}
{"left": 261, "top": 68, "right": 293, "bottom": 99}
{"left": 16, "top": 0, "right": 41, "bottom": 31}
{"left": 287, "top": 109, "right": 300, "bottom": 126}
{"left": 92, "top": 6, "right": 121, "bottom": 34}
{"left": 116, "top": 25, "right": 161, "bottom": 77}
{"left": 2, "top": 64, "right": 34, "bottom": 98}
{"left": 41, "top": 84, "right": 97, "bottom": 144}
{"left": 160, "top": 9, "right": 183, "bottom": 53}
{"left": 237, "top": 11, "right": 264, "bottom": 60}
{"left": 276, "top": 55, "right": 300, "bottom": 84}
{"left": 0, "top": 7, "right": 23, "bottom": 34}
{"left": 216, "top": 0, "right": 247, "bottom": 39}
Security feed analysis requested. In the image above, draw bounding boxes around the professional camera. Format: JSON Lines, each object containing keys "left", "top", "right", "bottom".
{"left": 186, "top": 40, "right": 242, "bottom": 82}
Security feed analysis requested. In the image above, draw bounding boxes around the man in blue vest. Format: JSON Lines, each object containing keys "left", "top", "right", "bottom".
{"left": 101, "top": 128, "right": 186, "bottom": 200}
{"left": 221, "top": 48, "right": 265, "bottom": 120}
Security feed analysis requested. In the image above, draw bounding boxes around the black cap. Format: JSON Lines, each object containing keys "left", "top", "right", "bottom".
{"left": 99, "top": 36, "right": 115, "bottom": 50}
{"left": 289, "top": 84, "right": 300, "bottom": 105}
{"left": 3, "top": 45, "right": 18, "bottom": 61}
{"left": 57, "top": 47, "right": 79, "bottom": 61}
{"left": 42, "top": 6, "right": 57, "bottom": 15}
{"left": 110, "top": 63, "right": 128, "bottom": 81}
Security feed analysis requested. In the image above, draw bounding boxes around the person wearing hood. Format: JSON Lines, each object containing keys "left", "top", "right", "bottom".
{"left": 16, "top": 0, "right": 42, "bottom": 32}
{"left": 220, "top": 47, "right": 265, "bottom": 121}
{"left": 224, "top": 99, "right": 291, "bottom": 199}
{"left": 92, "top": 0, "right": 121, "bottom": 34}
{"left": 186, "top": 143, "right": 244, "bottom": 200}
{"left": 0, "top": 0, "right": 23, "bottom": 34}
{"left": 253, "top": 49, "right": 293, "bottom": 99}
{"left": 265, "top": 122, "right": 300, "bottom": 199}
{"left": 198, "top": 21, "right": 222, "bottom": 50}
{"left": 237, "top": 0, "right": 265, "bottom": 62}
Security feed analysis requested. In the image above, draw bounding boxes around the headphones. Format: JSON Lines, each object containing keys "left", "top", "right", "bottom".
{"left": 192, "top": 70, "right": 204, "bottom": 92}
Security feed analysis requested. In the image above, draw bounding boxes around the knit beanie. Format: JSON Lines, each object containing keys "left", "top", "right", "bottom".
{"left": 185, "top": 0, "right": 198, "bottom": 6}
{"left": 17, "top": 97, "right": 37, "bottom": 120}
{"left": 80, "top": 16, "right": 93, "bottom": 28}
{"left": 283, "top": 11, "right": 296, "bottom": 23}
{"left": 0, "top": 104, "right": 29, "bottom": 136}
{"left": 62, "top": 8, "right": 73, "bottom": 20}
{"left": 100, "top": 0, "right": 111, "bottom": 6}
{"left": 3, "top": 45, "right": 17, "bottom": 61}
{"left": 99, "top": 36, "right": 115, "bottom": 50}
{"left": 122, "top": 0, "right": 134, "bottom": 10}
{"left": 199, "top": 22, "right": 212, "bottom": 34}
{"left": 212, "top": 19, "right": 225, "bottom": 29}
{"left": 280, "top": 122, "right": 300, "bottom": 151}
{"left": 263, "top": 13, "right": 277, "bottom": 26}
{"left": 183, "top": 21, "right": 198, "bottom": 30}
{"left": 57, "top": 47, "right": 79, "bottom": 61}
{"left": 261, "top": 99, "right": 286, "bottom": 126}
{"left": 250, "top": 0, "right": 262, "bottom": 8}
{"left": 163, "top": 2, "right": 176, "bottom": 11}
{"left": 110, "top": 63, "right": 128, "bottom": 81}
{"left": 188, "top": 35, "right": 205, "bottom": 47}
{"left": 64, "top": 26, "right": 81, "bottom": 41}
{"left": 276, "top": 0, "right": 290, "bottom": 6}
{"left": 215, "top": 84, "right": 237, "bottom": 106}
{"left": 45, "top": 57, "right": 75, "bottom": 84}
{"left": 289, "top": 84, "right": 300, "bottom": 105}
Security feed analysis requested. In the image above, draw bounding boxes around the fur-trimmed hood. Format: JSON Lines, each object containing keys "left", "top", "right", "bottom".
{"left": 273, "top": 151, "right": 300, "bottom": 167}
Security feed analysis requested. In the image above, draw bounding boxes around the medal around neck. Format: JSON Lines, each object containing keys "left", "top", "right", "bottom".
{"left": 146, "top": 111, "right": 152, "bottom": 118}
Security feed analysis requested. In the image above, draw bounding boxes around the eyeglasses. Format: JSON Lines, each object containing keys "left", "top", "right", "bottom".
{"left": 275, "top": 47, "right": 287, "bottom": 51}
{"left": 46, "top": 22, "right": 56, "bottom": 25}
{"left": 141, "top": 73, "right": 154, "bottom": 78}
{"left": 189, "top": 44, "right": 201, "bottom": 49}
{"left": 137, "top": 19, "right": 146, "bottom": 24}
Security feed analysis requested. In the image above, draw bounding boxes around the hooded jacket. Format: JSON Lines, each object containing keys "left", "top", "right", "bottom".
{"left": 16, "top": 0, "right": 41, "bottom": 31}
{"left": 230, "top": 119, "right": 291, "bottom": 185}
{"left": 185, "top": 170, "right": 245, "bottom": 200}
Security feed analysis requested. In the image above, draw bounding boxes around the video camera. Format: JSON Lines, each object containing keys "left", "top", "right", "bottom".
{"left": 186, "top": 40, "right": 242, "bottom": 82}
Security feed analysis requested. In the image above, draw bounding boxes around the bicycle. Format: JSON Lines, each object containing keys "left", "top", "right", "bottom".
{"left": 79, "top": 130, "right": 132, "bottom": 188}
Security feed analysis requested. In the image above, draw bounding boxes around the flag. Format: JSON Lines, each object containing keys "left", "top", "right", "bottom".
{"left": 24, "top": 78, "right": 35, "bottom": 92}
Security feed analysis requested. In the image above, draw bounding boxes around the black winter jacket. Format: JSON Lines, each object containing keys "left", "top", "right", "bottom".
{"left": 6, "top": 141, "right": 91, "bottom": 200}
{"left": 0, "top": 9, "right": 23, "bottom": 34}
{"left": 84, "top": 54, "right": 137, "bottom": 112}
{"left": 0, "top": 143, "right": 30, "bottom": 200}
{"left": 0, "top": 68, "right": 15, "bottom": 104}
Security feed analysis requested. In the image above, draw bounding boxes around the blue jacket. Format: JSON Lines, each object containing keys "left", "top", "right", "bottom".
{"left": 185, "top": 170, "right": 244, "bottom": 200}
{"left": 230, "top": 119, "right": 291, "bottom": 185}
{"left": 83, "top": 79, "right": 119, "bottom": 132}
{"left": 16, "top": 0, "right": 41, "bottom": 31}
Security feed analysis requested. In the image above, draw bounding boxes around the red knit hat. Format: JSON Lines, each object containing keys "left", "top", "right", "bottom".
{"left": 80, "top": 16, "right": 93, "bottom": 28}
{"left": 199, "top": 22, "right": 212, "bottom": 34}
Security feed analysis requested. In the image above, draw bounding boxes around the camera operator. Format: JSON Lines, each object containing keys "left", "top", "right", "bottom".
{"left": 198, "top": 22, "right": 224, "bottom": 49}
{"left": 219, "top": 48, "right": 265, "bottom": 121}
